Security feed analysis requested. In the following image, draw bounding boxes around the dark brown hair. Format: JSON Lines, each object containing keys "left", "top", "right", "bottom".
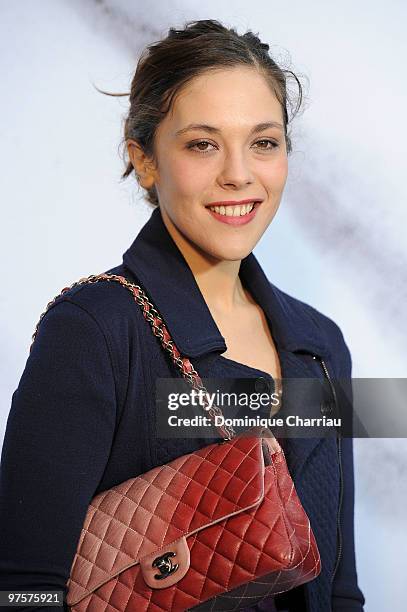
{"left": 98, "top": 19, "right": 306, "bottom": 208}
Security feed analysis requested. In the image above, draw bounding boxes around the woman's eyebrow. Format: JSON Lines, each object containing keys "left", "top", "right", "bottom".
{"left": 175, "top": 121, "right": 284, "bottom": 137}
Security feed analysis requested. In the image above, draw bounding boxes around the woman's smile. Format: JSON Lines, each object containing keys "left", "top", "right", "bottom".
{"left": 205, "top": 200, "right": 262, "bottom": 225}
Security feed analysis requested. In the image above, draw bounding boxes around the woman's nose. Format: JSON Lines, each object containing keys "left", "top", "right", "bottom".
{"left": 217, "top": 152, "right": 254, "bottom": 188}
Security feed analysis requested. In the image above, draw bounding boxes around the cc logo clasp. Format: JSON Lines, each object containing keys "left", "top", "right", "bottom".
{"left": 152, "top": 551, "right": 179, "bottom": 580}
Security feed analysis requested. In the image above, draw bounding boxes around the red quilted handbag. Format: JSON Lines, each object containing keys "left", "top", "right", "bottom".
{"left": 31, "top": 273, "right": 321, "bottom": 611}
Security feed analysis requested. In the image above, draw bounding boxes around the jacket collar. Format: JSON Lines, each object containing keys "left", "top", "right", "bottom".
{"left": 122, "top": 207, "right": 330, "bottom": 359}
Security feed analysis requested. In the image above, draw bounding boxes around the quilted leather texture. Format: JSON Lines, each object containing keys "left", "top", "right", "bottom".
{"left": 66, "top": 428, "right": 320, "bottom": 611}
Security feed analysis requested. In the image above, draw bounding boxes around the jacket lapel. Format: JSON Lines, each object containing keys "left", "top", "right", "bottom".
{"left": 121, "top": 207, "right": 334, "bottom": 478}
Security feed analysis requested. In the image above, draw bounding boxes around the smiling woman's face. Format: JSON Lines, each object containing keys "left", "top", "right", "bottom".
{"left": 131, "top": 66, "right": 288, "bottom": 262}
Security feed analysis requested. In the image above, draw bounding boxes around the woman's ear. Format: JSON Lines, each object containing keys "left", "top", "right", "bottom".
{"left": 126, "top": 139, "right": 157, "bottom": 189}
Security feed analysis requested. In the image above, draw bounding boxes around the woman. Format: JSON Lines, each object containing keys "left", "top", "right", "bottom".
{"left": 0, "top": 19, "right": 365, "bottom": 612}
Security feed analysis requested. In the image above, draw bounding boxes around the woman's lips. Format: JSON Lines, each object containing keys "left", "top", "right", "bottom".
{"left": 206, "top": 202, "right": 260, "bottom": 225}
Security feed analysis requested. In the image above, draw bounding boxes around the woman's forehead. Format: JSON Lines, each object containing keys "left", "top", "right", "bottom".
{"left": 165, "top": 71, "right": 284, "bottom": 134}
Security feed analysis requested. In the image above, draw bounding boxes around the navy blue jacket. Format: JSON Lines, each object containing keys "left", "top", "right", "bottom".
{"left": 0, "top": 207, "right": 365, "bottom": 611}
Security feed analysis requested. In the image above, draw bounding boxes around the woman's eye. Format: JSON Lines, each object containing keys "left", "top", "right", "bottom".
{"left": 187, "top": 140, "right": 216, "bottom": 154}
{"left": 253, "top": 139, "right": 279, "bottom": 150}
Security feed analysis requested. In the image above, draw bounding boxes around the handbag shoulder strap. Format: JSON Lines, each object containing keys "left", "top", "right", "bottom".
{"left": 29, "top": 272, "right": 236, "bottom": 441}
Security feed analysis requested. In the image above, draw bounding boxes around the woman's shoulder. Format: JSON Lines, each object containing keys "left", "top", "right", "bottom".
{"left": 29, "top": 264, "right": 146, "bottom": 415}
{"left": 40, "top": 264, "right": 145, "bottom": 337}
{"left": 31, "top": 264, "right": 146, "bottom": 384}
{"left": 50, "top": 264, "right": 139, "bottom": 312}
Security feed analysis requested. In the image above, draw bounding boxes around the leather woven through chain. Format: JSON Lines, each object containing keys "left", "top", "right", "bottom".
{"left": 30, "top": 272, "right": 236, "bottom": 440}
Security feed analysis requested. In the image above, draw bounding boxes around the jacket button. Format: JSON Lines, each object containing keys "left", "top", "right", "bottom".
{"left": 320, "top": 400, "right": 334, "bottom": 415}
{"left": 255, "top": 377, "right": 271, "bottom": 393}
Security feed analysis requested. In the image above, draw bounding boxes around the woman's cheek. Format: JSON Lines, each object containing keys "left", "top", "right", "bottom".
{"left": 270, "top": 157, "right": 289, "bottom": 186}
{"left": 169, "top": 158, "right": 205, "bottom": 197}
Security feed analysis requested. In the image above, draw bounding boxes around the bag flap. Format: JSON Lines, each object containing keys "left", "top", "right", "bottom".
{"left": 67, "top": 430, "right": 268, "bottom": 605}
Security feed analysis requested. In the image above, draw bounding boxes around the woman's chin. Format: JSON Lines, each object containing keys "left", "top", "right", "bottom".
{"left": 203, "top": 241, "right": 255, "bottom": 262}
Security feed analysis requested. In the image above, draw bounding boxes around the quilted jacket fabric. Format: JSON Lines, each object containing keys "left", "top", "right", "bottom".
{"left": 0, "top": 206, "right": 365, "bottom": 611}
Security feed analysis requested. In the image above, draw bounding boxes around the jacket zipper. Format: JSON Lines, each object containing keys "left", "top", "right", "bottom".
{"left": 312, "top": 355, "right": 343, "bottom": 585}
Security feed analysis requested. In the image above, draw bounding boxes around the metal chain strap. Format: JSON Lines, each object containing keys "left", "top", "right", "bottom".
{"left": 30, "top": 273, "right": 236, "bottom": 441}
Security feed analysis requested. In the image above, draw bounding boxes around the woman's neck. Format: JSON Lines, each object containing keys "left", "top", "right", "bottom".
{"left": 160, "top": 209, "right": 250, "bottom": 315}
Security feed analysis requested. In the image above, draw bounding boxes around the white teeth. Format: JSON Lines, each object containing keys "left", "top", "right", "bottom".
{"left": 209, "top": 203, "right": 255, "bottom": 216}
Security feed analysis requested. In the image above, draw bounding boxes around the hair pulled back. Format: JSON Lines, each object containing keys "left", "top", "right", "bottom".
{"left": 99, "top": 19, "right": 306, "bottom": 208}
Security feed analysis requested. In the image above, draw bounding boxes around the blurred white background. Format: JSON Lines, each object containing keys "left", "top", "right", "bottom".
{"left": 1, "top": 1, "right": 406, "bottom": 609}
